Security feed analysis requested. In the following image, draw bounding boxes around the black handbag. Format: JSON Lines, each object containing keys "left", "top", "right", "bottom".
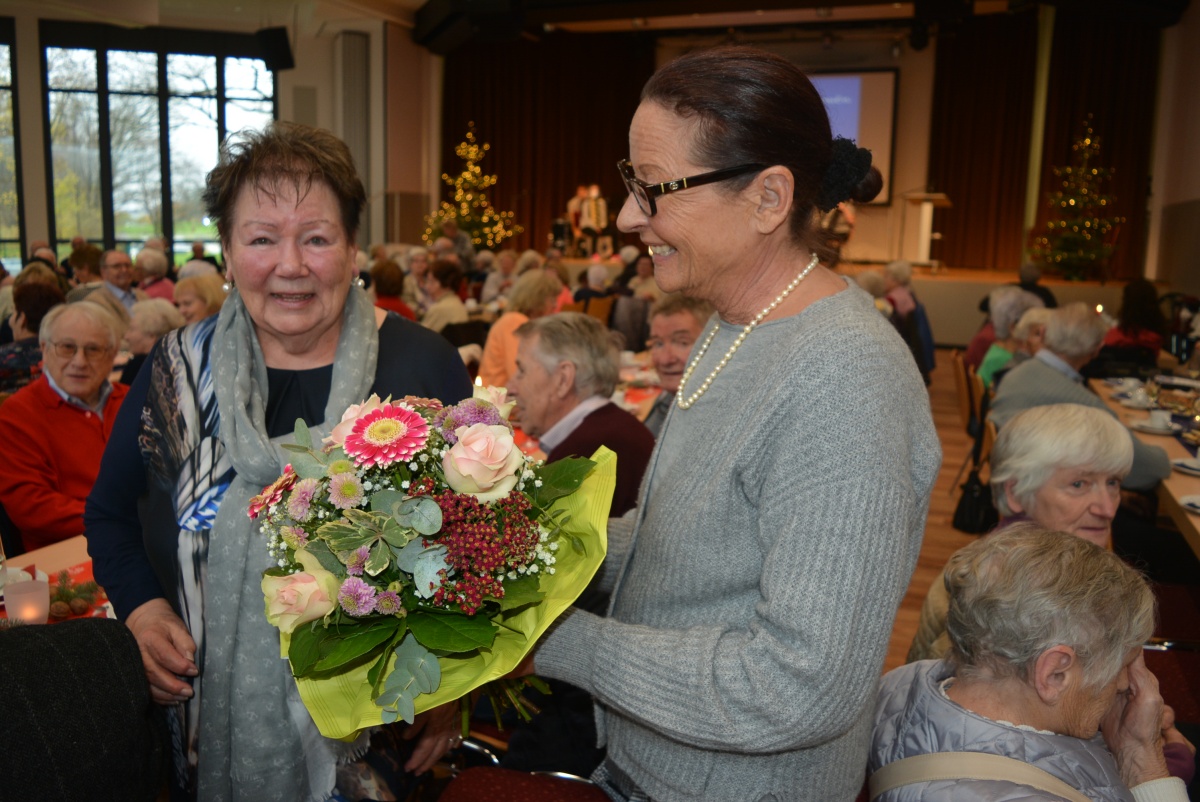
{"left": 952, "top": 391, "right": 998, "bottom": 535}
{"left": 952, "top": 468, "right": 998, "bottom": 534}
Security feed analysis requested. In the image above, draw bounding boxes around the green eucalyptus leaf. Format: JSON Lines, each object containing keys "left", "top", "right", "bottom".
{"left": 531, "top": 457, "right": 595, "bottom": 508}
{"left": 374, "top": 634, "right": 440, "bottom": 725}
{"left": 293, "top": 418, "right": 314, "bottom": 449}
{"left": 290, "top": 451, "right": 328, "bottom": 480}
{"left": 370, "top": 489, "right": 408, "bottom": 515}
{"left": 406, "top": 610, "right": 497, "bottom": 653}
{"left": 365, "top": 539, "right": 391, "bottom": 576}
{"left": 313, "top": 621, "right": 398, "bottom": 672}
{"left": 392, "top": 496, "right": 442, "bottom": 535}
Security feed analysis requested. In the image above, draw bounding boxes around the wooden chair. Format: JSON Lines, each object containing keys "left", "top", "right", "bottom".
{"left": 580, "top": 294, "right": 615, "bottom": 325}
{"left": 950, "top": 349, "right": 971, "bottom": 433}
{"left": 967, "top": 366, "right": 989, "bottom": 436}
{"left": 560, "top": 300, "right": 585, "bottom": 314}
{"left": 978, "top": 419, "right": 998, "bottom": 475}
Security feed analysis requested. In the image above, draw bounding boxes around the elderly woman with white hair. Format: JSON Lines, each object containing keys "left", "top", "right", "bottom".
{"left": 991, "top": 302, "right": 1171, "bottom": 492}
{"left": 909, "top": 403, "right": 1133, "bottom": 663}
{"left": 883, "top": 259, "right": 915, "bottom": 317}
{"left": 977, "top": 286, "right": 1043, "bottom": 387}
{"left": 117, "top": 298, "right": 186, "bottom": 384}
{"left": 135, "top": 247, "right": 175, "bottom": 302}
{"left": 874, "top": 524, "right": 1190, "bottom": 802}
{"left": 400, "top": 245, "right": 432, "bottom": 314}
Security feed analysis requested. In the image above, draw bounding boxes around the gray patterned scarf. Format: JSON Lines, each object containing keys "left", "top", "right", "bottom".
{"left": 197, "top": 285, "right": 378, "bottom": 801}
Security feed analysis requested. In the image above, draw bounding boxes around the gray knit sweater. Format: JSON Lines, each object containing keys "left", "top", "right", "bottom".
{"left": 536, "top": 281, "right": 941, "bottom": 801}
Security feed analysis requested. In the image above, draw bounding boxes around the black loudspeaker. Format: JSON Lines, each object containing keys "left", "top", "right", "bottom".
{"left": 257, "top": 27, "right": 294, "bottom": 72}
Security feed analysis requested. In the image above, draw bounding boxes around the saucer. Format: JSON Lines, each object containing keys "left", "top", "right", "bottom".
{"left": 1120, "top": 398, "right": 1157, "bottom": 410}
{"left": 1173, "top": 458, "right": 1200, "bottom": 477}
{"left": 1181, "top": 495, "right": 1200, "bottom": 515}
{"left": 1129, "top": 420, "right": 1182, "bottom": 435}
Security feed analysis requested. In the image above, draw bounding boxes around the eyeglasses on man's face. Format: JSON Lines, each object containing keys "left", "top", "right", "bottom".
{"left": 616, "top": 159, "right": 764, "bottom": 217}
{"left": 47, "top": 341, "right": 112, "bottom": 361}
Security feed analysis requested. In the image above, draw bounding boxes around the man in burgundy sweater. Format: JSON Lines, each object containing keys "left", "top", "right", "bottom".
{"left": 508, "top": 312, "right": 653, "bottom": 517}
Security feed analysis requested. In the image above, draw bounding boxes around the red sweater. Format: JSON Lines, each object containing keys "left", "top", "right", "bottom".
{"left": 0, "top": 376, "right": 128, "bottom": 550}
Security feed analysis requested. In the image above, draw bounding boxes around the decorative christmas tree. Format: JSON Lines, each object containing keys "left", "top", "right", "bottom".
{"left": 1028, "top": 116, "right": 1125, "bottom": 281}
{"left": 423, "top": 124, "right": 522, "bottom": 250}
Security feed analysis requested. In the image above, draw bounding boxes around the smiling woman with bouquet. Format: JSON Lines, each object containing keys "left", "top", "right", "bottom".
{"left": 525, "top": 46, "right": 942, "bottom": 801}
{"left": 84, "top": 123, "right": 472, "bottom": 801}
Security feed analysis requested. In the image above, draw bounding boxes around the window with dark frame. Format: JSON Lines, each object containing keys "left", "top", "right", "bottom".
{"left": 40, "top": 21, "right": 276, "bottom": 266}
{"left": 0, "top": 18, "right": 23, "bottom": 273}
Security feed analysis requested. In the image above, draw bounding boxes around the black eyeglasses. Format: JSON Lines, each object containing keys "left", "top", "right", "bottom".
{"left": 617, "top": 159, "right": 764, "bottom": 217}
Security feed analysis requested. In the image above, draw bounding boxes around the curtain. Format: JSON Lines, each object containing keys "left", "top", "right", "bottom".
{"left": 1038, "top": 6, "right": 1160, "bottom": 281}
{"left": 928, "top": 10, "right": 1039, "bottom": 271}
{"left": 440, "top": 32, "right": 656, "bottom": 254}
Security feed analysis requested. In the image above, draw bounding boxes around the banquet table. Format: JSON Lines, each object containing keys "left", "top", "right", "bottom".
{"left": 1091, "top": 380, "right": 1200, "bottom": 561}
{"left": 10, "top": 533, "right": 90, "bottom": 575}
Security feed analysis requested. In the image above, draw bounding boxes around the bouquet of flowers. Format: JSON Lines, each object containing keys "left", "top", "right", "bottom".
{"left": 252, "top": 386, "right": 615, "bottom": 740}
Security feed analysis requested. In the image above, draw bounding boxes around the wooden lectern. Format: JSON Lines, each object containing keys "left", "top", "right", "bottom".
{"left": 904, "top": 192, "right": 952, "bottom": 265}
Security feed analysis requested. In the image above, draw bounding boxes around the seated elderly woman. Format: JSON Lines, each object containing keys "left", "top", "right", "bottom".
{"left": 173, "top": 272, "right": 227, "bottom": 324}
{"left": 135, "top": 246, "right": 175, "bottom": 302}
{"left": 873, "top": 524, "right": 1191, "bottom": 802}
{"left": 116, "top": 299, "right": 185, "bottom": 384}
{"left": 0, "top": 281, "right": 65, "bottom": 392}
{"left": 369, "top": 259, "right": 416, "bottom": 320}
{"left": 909, "top": 403, "right": 1132, "bottom": 665}
{"left": 420, "top": 260, "right": 469, "bottom": 334}
{"left": 477, "top": 268, "right": 562, "bottom": 388}
{"left": 977, "top": 286, "right": 1044, "bottom": 388}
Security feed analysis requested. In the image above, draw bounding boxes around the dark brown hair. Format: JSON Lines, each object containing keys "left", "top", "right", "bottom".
{"left": 202, "top": 122, "right": 366, "bottom": 246}
{"left": 642, "top": 46, "right": 881, "bottom": 248}
{"left": 13, "top": 281, "right": 66, "bottom": 332}
{"left": 429, "top": 260, "right": 463, "bottom": 291}
{"left": 370, "top": 259, "right": 405, "bottom": 297}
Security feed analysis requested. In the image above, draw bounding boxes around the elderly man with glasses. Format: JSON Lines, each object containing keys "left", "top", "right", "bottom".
{"left": 94, "top": 248, "right": 148, "bottom": 320}
{"left": 0, "top": 301, "right": 128, "bottom": 551}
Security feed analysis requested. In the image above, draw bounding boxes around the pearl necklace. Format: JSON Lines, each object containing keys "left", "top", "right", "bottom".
{"left": 675, "top": 253, "right": 819, "bottom": 410}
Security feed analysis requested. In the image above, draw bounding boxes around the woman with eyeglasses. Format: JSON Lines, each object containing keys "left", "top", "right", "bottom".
{"left": 518, "top": 46, "right": 940, "bottom": 801}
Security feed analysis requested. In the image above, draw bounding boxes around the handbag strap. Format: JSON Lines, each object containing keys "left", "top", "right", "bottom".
{"left": 869, "top": 752, "right": 1092, "bottom": 802}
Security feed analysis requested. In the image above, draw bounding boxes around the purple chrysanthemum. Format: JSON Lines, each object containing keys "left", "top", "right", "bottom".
{"left": 338, "top": 576, "right": 377, "bottom": 616}
{"left": 435, "top": 399, "right": 506, "bottom": 444}
{"left": 286, "top": 478, "right": 320, "bottom": 522}
{"left": 345, "top": 545, "right": 370, "bottom": 577}
{"left": 328, "top": 472, "right": 365, "bottom": 509}
{"left": 374, "top": 590, "right": 403, "bottom": 616}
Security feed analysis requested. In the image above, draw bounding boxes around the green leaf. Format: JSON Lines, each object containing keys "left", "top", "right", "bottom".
{"left": 304, "top": 540, "right": 344, "bottom": 574}
{"left": 374, "top": 634, "right": 441, "bottom": 724}
{"left": 288, "top": 622, "right": 324, "bottom": 677}
{"left": 289, "top": 450, "right": 328, "bottom": 480}
{"left": 380, "top": 517, "right": 417, "bottom": 549}
{"left": 370, "top": 489, "right": 408, "bottom": 515}
{"left": 393, "top": 540, "right": 448, "bottom": 599}
{"left": 319, "top": 519, "right": 378, "bottom": 552}
{"left": 343, "top": 508, "right": 385, "bottom": 530}
{"left": 407, "top": 610, "right": 497, "bottom": 653}
{"left": 494, "top": 574, "right": 543, "bottom": 611}
{"left": 293, "top": 418, "right": 314, "bottom": 450}
{"left": 313, "top": 620, "right": 399, "bottom": 672}
{"left": 531, "top": 457, "right": 595, "bottom": 508}
{"left": 392, "top": 496, "right": 442, "bottom": 535}
{"left": 368, "top": 629, "right": 406, "bottom": 692}
{"left": 365, "top": 539, "right": 391, "bottom": 577}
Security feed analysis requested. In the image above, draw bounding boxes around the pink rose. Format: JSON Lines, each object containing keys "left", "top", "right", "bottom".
{"left": 262, "top": 549, "right": 339, "bottom": 634}
{"left": 442, "top": 423, "right": 524, "bottom": 502}
{"left": 324, "top": 394, "right": 385, "bottom": 447}
{"left": 473, "top": 385, "right": 516, "bottom": 420}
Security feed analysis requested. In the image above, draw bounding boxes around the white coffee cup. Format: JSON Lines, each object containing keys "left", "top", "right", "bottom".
{"left": 1148, "top": 410, "right": 1172, "bottom": 429}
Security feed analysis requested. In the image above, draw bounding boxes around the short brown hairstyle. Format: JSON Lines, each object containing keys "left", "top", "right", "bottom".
{"left": 429, "top": 260, "right": 463, "bottom": 291}
{"left": 13, "top": 281, "right": 66, "bottom": 333}
{"left": 202, "top": 121, "right": 366, "bottom": 247}
{"left": 370, "top": 259, "right": 405, "bottom": 297}
{"left": 175, "top": 273, "right": 229, "bottom": 317}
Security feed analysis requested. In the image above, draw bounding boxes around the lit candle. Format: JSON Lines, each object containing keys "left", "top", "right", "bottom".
{"left": 6, "top": 579, "right": 50, "bottom": 625}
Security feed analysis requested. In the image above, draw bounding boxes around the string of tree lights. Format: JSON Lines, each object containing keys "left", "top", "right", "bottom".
{"left": 422, "top": 123, "right": 523, "bottom": 250}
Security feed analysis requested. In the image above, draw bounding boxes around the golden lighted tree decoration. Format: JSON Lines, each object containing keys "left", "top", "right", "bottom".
{"left": 423, "top": 124, "right": 522, "bottom": 250}
{"left": 1028, "top": 116, "right": 1125, "bottom": 281}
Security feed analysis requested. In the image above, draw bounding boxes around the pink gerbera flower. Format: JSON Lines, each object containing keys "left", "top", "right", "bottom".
{"left": 343, "top": 404, "right": 430, "bottom": 469}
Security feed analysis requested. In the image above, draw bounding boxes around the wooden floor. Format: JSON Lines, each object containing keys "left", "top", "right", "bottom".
{"left": 882, "top": 347, "right": 976, "bottom": 673}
